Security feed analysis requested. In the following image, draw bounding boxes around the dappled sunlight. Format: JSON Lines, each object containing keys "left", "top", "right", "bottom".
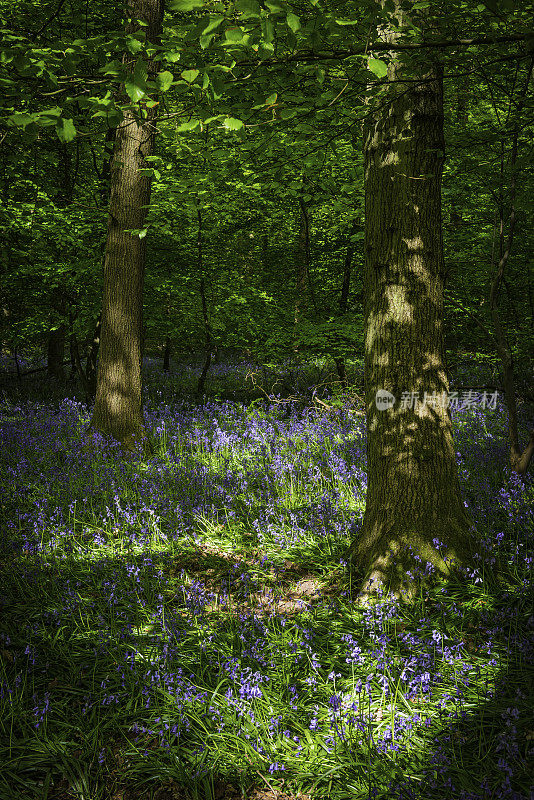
{"left": 0, "top": 362, "right": 532, "bottom": 798}
{"left": 384, "top": 284, "right": 414, "bottom": 323}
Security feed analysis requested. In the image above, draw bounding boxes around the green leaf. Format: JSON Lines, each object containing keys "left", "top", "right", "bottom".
{"left": 316, "top": 66, "right": 325, "bottom": 84}
{"left": 201, "top": 14, "right": 224, "bottom": 35}
{"left": 261, "top": 17, "right": 275, "bottom": 42}
{"left": 55, "top": 117, "right": 76, "bottom": 143}
{"left": 236, "top": 0, "right": 261, "bottom": 17}
{"left": 225, "top": 27, "right": 245, "bottom": 43}
{"left": 177, "top": 119, "right": 200, "bottom": 132}
{"left": 169, "top": 0, "right": 204, "bottom": 9}
{"left": 156, "top": 70, "right": 174, "bottom": 91}
{"left": 106, "top": 108, "right": 123, "bottom": 127}
{"left": 37, "top": 108, "right": 62, "bottom": 126}
{"left": 101, "top": 59, "right": 122, "bottom": 76}
{"left": 181, "top": 68, "right": 199, "bottom": 83}
{"left": 286, "top": 12, "right": 300, "bottom": 32}
{"left": 265, "top": 92, "right": 277, "bottom": 105}
{"left": 223, "top": 117, "right": 244, "bottom": 130}
{"left": 125, "top": 35, "right": 144, "bottom": 54}
{"left": 125, "top": 76, "right": 146, "bottom": 101}
{"left": 200, "top": 33, "right": 216, "bottom": 48}
{"left": 210, "top": 75, "right": 224, "bottom": 98}
{"left": 368, "top": 57, "right": 388, "bottom": 78}
{"left": 280, "top": 108, "right": 296, "bottom": 119}
{"left": 125, "top": 59, "right": 148, "bottom": 102}
{"left": 8, "top": 112, "right": 35, "bottom": 130}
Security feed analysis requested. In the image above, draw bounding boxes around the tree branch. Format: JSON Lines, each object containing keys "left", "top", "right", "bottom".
{"left": 34, "top": 0, "right": 67, "bottom": 37}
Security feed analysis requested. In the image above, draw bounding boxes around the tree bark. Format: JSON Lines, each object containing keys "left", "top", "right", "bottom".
{"left": 334, "top": 219, "right": 358, "bottom": 385}
{"left": 348, "top": 8, "right": 473, "bottom": 598}
{"left": 47, "top": 324, "right": 66, "bottom": 379}
{"left": 489, "top": 58, "right": 534, "bottom": 475}
{"left": 293, "top": 200, "right": 309, "bottom": 332}
{"left": 85, "top": 313, "right": 101, "bottom": 399}
{"left": 90, "top": 0, "right": 164, "bottom": 449}
{"left": 197, "top": 205, "right": 213, "bottom": 396}
{"left": 163, "top": 335, "right": 171, "bottom": 372}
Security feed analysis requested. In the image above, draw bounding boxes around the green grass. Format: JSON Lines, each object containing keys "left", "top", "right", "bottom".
{"left": 0, "top": 365, "right": 532, "bottom": 799}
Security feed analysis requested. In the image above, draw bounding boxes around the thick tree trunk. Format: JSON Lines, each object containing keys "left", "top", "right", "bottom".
{"left": 348, "top": 16, "right": 473, "bottom": 597}
{"left": 90, "top": 0, "right": 163, "bottom": 449}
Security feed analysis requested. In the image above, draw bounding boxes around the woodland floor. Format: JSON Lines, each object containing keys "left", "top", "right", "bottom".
{"left": 0, "top": 356, "right": 533, "bottom": 800}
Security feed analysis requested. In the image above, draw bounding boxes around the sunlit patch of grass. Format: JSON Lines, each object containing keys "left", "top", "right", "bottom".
{"left": 0, "top": 363, "right": 532, "bottom": 799}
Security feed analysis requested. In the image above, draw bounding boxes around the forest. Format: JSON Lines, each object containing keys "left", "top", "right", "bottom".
{"left": 0, "top": 0, "right": 533, "bottom": 798}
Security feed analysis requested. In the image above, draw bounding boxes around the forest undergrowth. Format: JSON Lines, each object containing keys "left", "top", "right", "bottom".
{"left": 0, "top": 359, "right": 533, "bottom": 800}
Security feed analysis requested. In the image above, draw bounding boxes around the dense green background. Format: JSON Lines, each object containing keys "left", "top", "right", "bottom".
{"left": 0, "top": 0, "right": 532, "bottom": 392}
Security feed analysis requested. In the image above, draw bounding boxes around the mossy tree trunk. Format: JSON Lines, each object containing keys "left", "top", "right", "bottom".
{"left": 90, "top": 0, "right": 163, "bottom": 450}
{"left": 348, "top": 9, "right": 474, "bottom": 597}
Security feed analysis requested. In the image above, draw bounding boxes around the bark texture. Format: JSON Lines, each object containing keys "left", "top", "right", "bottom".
{"left": 90, "top": 0, "right": 163, "bottom": 449}
{"left": 348, "top": 16, "right": 473, "bottom": 597}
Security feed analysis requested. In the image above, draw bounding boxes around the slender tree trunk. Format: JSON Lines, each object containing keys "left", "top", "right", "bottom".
{"left": 339, "top": 224, "right": 355, "bottom": 316}
{"left": 90, "top": 0, "right": 164, "bottom": 449}
{"left": 85, "top": 313, "right": 101, "bottom": 399}
{"left": 47, "top": 325, "right": 66, "bottom": 379}
{"left": 100, "top": 128, "right": 115, "bottom": 207}
{"left": 13, "top": 344, "right": 21, "bottom": 383}
{"left": 69, "top": 312, "right": 100, "bottom": 403}
{"left": 293, "top": 202, "right": 309, "bottom": 335}
{"left": 489, "top": 59, "right": 534, "bottom": 474}
{"left": 348, "top": 9, "right": 473, "bottom": 598}
{"left": 299, "top": 197, "right": 317, "bottom": 313}
{"left": 70, "top": 323, "right": 90, "bottom": 396}
{"left": 293, "top": 194, "right": 316, "bottom": 352}
{"left": 334, "top": 220, "right": 358, "bottom": 385}
{"left": 47, "top": 140, "right": 74, "bottom": 381}
{"left": 197, "top": 205, "right": 213, "bottom": 396}
{"left": 163, "top": 335, "right": 171, "bottom": 372}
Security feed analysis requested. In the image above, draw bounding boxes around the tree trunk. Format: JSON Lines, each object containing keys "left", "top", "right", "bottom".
{"left": 334, "top": 220, "right": 358, "bottom": 385}
{"left": 293, "top": 196, "right": 313, "bottom": 343}
{"left": 348, "top": 11, "right": 473, "bottom": 598}
{"left": 197, "top": 206, "right": 213, "bottom": 396}
{"left": 90, "top": 0, "right": 163, "bottom": 450}
{"left": 489, "top": 59, "right": 534, "bottom": 476}
{"left": 47, "top": 325, "right": 66, "bottom": 379}
{"left": 163, "top": 335, "right": 171, "bottom": 372}
{"left": 85, "top": 313, "right": 101, "bottom": 399}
